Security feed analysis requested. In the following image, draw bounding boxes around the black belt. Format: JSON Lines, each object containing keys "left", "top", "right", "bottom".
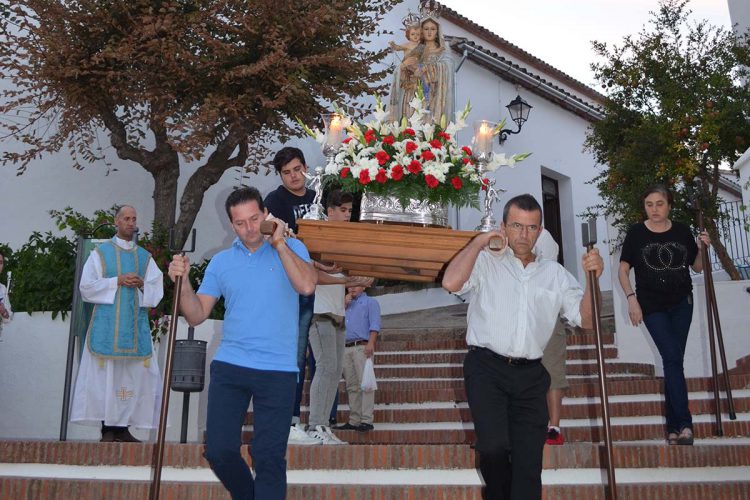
{"left": 345, "top": 340, "right": 368, "bottom": 348}
{"left": 468, "top": 346, "right": 541, "bottom": 366}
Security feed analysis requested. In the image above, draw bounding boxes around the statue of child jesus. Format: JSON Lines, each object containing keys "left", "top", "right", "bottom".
{"left": 389, "top": 24, "right": 425, "bottom": 91}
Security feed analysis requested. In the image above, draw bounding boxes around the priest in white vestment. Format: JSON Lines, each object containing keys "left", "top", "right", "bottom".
{"left": 70, "top": 205, "right": 164, "bottom": 442}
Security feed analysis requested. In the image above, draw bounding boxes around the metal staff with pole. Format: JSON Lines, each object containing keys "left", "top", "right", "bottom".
{"left": 581, "top": 219, "right": 617, "bottom": 500}
{"left": 149, "top": 228, "right": 196, "bottom": 500}
{"left": 693, "top": 194, "right": 736, "bottom": 436}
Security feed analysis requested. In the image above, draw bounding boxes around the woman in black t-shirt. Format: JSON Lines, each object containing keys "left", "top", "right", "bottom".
{"left": 619, "top": 185, "right": 710, "bottom": 446}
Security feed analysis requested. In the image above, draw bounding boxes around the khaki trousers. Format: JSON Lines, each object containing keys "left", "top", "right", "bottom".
{"left": 341, "top": 344, "right": 374, "bottom": 425}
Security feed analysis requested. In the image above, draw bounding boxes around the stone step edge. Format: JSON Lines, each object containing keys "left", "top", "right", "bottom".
{"left": 1, "top": 463, "right": 749, "bottom": 486}
{"left": 295, "top": 388, "right": 750, "bottom": 410}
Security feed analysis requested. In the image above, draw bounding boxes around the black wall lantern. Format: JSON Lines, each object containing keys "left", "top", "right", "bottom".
{"left": 499, "top": 94, "right": 533, "bottom": 144}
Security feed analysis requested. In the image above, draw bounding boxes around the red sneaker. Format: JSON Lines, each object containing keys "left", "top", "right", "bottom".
{"left": 545, "top": 427, "right": 564, "bottom": 445}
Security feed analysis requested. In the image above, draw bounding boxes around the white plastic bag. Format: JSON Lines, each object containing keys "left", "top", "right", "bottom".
{"left": 360, "top": 357, "right": 378, "bottom": 392}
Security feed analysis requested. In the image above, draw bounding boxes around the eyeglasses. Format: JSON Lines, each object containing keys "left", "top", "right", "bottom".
{"left": 506, "top": 222, "right": 540, "bottom": 234}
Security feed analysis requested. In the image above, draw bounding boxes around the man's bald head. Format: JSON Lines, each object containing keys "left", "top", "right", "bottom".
{"left": 114, "top": 205, "right": 138, "bottom": 240}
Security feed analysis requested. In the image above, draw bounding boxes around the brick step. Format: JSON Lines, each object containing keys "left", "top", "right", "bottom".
{"left": 243, "top": 417, "right": 750, "bottom": 445}
{"left": 293, "top": 374, "right": 749, "bottom": 405}
{"left": 561, "top": 345, "right": 619, "bottom": 360}
{"left": 374, "top": 346, "right": 620, "bottom": 364}
{"left": 378, "top": 327, "right": 466, "bottom": 341}
{"left": 248, "top": 391, "right": 750, "bottom": 425}
{"left": 0, "top": 477, "right": 481, "bottom": 500}
{"left": 375, "top": 328, "right": 616, "bottom": 349}
{"left": 565, "top": 372, "right": 750, "bottom": 397}
{"left": 376, "top": 338, "right": 468, "bottom": 351}
{"left": 3, "top": 467, "right": 749, "bottom": 499}
{"left": 566, "top": 330, "right": 615, "bottom": 346}
{"left": 5, "top": 440, "right": 750, "bottom": 471}
{"left": 370, "top": 361, "right": 653, "bottom": 379}
{"left": 544, "top": 482, "right": 750, "bottom": 500}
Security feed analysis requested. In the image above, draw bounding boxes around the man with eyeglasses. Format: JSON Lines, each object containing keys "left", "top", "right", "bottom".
{"left": 443, "top": 193, "right": 603, "bottom": 500}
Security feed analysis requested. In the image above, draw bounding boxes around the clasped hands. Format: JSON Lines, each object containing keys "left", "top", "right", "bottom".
{"left": 117, "top": 273, "right": 144, "bottom": 289}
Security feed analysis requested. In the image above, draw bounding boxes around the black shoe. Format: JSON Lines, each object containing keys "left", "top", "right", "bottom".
{"left": 332, "top": 422, "right": 358, "bottom": 431}
{"left": 114, "top": 428, "right": 141, "bottom": 442}
{"left": 100, "top": 430, "right": 116, "bottom": 442}
{"left": 356, "top": 423, "right": 374, "bottom": 432}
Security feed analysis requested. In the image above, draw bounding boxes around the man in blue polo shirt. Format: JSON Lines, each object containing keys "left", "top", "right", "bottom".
{"left": 168, "top": 187, "right": 317, "bottom": 500}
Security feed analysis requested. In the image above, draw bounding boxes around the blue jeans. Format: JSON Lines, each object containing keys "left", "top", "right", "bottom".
{"left": 205, "top": 360, "right": 296, "bottom": 500}
{"left": 292, "top": 294, "right": 315, "bottom": 421}
{"left": 643, "top": 295, "right": 694, "bottom": 434}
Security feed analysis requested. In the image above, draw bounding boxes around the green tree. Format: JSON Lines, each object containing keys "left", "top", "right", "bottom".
{"left": 585, "top": 0, "right": 750, "bottom": 278}
{"left": 0, "top": 0, "right": 398, "bottom": 245}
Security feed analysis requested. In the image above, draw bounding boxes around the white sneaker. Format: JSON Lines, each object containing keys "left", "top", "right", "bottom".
{"left": 307, "top": 425, "right": 347, "bottom": 445}
{"left": 287, "top": 423, "right": 321, "bottom": 445}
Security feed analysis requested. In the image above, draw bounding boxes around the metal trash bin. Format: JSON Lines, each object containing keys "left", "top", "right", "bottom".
{"left": 171, "top": 339, "right": 207, "bottom": 392}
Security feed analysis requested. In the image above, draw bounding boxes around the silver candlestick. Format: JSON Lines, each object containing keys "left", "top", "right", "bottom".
{"left": 474, "top": 152, "right": 506, "bottom": 232}
{"left": 304, "top": 113, "right": 345, "bottom": 221}
{"left": 302, "top": 153, "right": 330, "bottom": 221}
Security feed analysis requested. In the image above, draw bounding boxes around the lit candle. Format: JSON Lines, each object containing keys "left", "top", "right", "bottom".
{"left": 475, "top": 121, "right": 493, "bottom": 155}
{"left": 326, "top": 115, "right": 343, "bottom": 146}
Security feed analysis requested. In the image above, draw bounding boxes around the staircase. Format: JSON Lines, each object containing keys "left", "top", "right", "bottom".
{"left": 2, "top": 300, "right": 750, "bottom": 499}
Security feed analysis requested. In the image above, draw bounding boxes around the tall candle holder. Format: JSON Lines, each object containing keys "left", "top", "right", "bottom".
{"left": 473, "top": 120, "right": 505, "bottom": 233}
{"left": 304, "top": 113, "right": 345, "bottom": 221}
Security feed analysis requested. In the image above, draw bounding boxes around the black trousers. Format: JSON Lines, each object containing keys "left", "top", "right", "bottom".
{"left": 464, "top": 348, "right": 550, "bottom": 500}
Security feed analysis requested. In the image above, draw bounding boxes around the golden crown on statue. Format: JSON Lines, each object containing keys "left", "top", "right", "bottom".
{"left": 419, "top": 0, "right": 442, "bottom": 20}
{"left": 401, "top": 10, "right": 421, "bottom": 28}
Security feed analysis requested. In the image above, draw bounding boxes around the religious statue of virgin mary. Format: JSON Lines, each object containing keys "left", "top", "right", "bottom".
{"left": 388, "top": 2, "right": 455, "bottom": 124}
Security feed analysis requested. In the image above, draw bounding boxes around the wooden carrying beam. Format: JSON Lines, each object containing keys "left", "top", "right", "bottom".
{"left": 296, "top": 220, "right": 478, "bottom": 283}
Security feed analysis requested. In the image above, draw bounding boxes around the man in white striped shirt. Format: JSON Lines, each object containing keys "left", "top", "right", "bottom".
{"left": 443, "top": 194, "right": 603, "bottom": 500}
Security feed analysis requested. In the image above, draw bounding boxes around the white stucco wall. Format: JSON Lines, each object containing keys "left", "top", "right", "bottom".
{"left": 609, "top": 249, "right": 750, "bottom": 379}
{"left": 0, "top": 314, "right": 220, "bottom": 442}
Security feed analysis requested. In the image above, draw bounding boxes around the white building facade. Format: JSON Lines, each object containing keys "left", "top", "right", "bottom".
{"left": 0, "top": 0, "right": 611, "bottom": 289}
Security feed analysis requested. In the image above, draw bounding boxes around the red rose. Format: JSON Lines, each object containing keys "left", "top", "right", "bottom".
{"left": 438, "top": 132, "right": 451, "bottom": 141}
{"left": 403, "top": 128, "right": 416, "bottom": 136}
{"left": 390, "top": 164, "right": 404, "bottom": 181}
{"left": 462, "top": 157, "right": 474, "bottom": 165}
{"left": 451, "top": 176, "right": 463, "bottom": 190}
{"left": 382, "top": 135, "right": 395, "bottom": 146}
{"left": 340, "top": 167, "right": 351, "bottom": 178}
{"left": 364, "top": 129, "right": 376, "bottom": 144}
{"left": 405, "top": 141, "right": 418, "bottom": 154}
{"left": 407, "top": 160, "right": 422, "bottom": 174}
{"left": 481, "top": 178, "right": 489, "bottom": 191}
{"left": 375, "top": 150, "right": 390, "bottom": 166}
{"left": 359, "top": 169, "right": 371, "bottom": 185}
{"left": 375, "top": 168, "right": 388, "bottom": 183}
{"left": 421, "top": 150, "right": 436, "bottom": 161}
{"left": 429, "top": 139, "right": 442, "bottom": 149}
{"left": 343, "top": 137, "right": 352, "bottom": 144}
{"left": 462, "top": 146, "right": 473, "bottom": 156}
{"left": 425, "top": 175, "right": 440, "bottom": 188}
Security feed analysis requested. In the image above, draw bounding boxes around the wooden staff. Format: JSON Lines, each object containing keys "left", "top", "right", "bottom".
{"left": 582, "top": 219, "right": 617, "bottom": 500}
{"left": 695, "top": 199, "right": 736, "bottom": 437}
{"left": 149, "top": 228, "right": 196, "bottom": 500}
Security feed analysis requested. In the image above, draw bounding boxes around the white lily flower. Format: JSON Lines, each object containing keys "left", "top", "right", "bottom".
{"left": 373, "top": 108, "right": 389, "bottom": 123}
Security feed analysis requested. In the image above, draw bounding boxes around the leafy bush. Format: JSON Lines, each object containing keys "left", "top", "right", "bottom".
{"left": 8, "top": 232, "right": 76, "bottom": 319}
{"left": 3, "top": 207, "right": 223, "bottom": 336}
